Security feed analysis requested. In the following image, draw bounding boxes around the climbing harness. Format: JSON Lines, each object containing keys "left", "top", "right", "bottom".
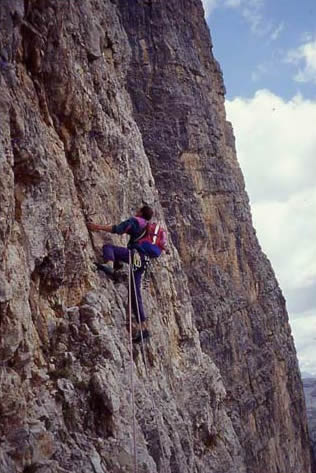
{"left": 132, "top": 250, "right": 151, "bottom": 287}
{"left": 132, "top": 251, "right": 142, "bottom": 270}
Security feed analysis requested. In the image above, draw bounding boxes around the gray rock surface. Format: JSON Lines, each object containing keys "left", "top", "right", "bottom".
{"left": 303, "top": 377, "right": 316, "bottom": 467}
{"left": 0, "top": 0, "right": 312, "bottom": 472}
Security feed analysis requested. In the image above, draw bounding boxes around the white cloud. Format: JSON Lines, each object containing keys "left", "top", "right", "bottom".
{"left": 226, "top": 90, "right": 316, "bottom": 202}
{"left": 225, "top": 90, "right": 316, "bottom": 369}
{"left": 270, "top": 21, "right": 284, "bottom": 41}
{"left": 251, "top": 63, "right": 268, "bottom": 81}
{"left": 202, "top": 0, "right": 240, "bottom": 17}
{"left": 242, "top": 0, "right": 265, "bottom": 34}
{"left": 286, "top": 37, "right": 316, "bottom": 84}
{"left": 291, "top": 310, "right": 316, "bottom": 376}
{"left": 202, "top": 0, "right": 219, "bottom": 17}
{"left": 225, "top": 0, "right": 242, "bottom": 7}
{"left": 251, "top": 49, "right": 285, "bottom": 81}
{"left": 300, "top": 32, "right": 313, "bottom": 43}
{"left": 252, "top": 189, "right": 316, "bottom": 291}
{"left": 203, "top": 0, "right": 281, "bottom": 38}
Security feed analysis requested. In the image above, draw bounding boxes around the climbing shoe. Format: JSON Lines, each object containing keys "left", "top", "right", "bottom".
{"left": 114, "top": 261, "right": 124, "bottom": 271}
{"left": 94, "top": 262, "right": 114, "bottom": 277}
{"left": 133, "top": 329, "right": 150, "bottom": 344}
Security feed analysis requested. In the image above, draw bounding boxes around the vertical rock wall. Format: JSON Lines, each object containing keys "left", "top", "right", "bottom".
{"left": 117, "top": 1, "right": 312, "bottom": 472}
{"left": 0, "top": 0, "right": 312, "bottom": 472}
{"left": 303, "top": 378, "right": 316, "bottom": 467}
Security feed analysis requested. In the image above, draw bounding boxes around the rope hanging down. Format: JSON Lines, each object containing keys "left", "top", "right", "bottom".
{"left": 128, "top": 250, "right": 138, "bottom": 473}
{"left": 130, "top": 251, "right": 168, "bottom": 472}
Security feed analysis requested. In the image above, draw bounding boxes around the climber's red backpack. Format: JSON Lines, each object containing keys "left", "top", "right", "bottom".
{"left": 136, "top": 222, "right": 167, "bottom": 258}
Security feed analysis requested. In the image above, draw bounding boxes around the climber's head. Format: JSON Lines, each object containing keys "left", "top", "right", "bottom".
{"left": 136, "top": 205, "right": 153, "bottom": 221}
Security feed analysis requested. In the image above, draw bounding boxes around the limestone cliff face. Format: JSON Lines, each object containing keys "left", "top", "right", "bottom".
{"left": 303, "top": 378, "right": 316, "bottom": 466}
{"left": 0, "top": 1, "right": 312, "bottom": 473}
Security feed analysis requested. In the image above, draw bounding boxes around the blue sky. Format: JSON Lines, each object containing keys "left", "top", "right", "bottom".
{"left": 202, "top": 0, "right": 316, "bottom": 375}
{"left": 206, "top": 0, "right": 316, "bottom": 100}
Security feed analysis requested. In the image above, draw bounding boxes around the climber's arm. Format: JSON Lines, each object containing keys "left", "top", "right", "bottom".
{"left": 111, "top": 218, "right": 134, "bottom": 235}
{"left": 87, "top": 223, "right": 114, "bottom": 232}
{"left": 87, "top": 218, "right": 134, "bottom": 234}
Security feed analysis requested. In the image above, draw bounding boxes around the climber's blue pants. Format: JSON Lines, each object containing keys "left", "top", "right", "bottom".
{"left": 102, "top": 244, "right": 146, "bottom": 323}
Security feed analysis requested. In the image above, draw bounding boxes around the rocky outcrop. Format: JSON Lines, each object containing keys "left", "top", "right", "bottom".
{"left": 0, "top": 0, "right": 312, "bottom": 472}
{"left": 303, "top": 378, "right": 316, "bottom": 466}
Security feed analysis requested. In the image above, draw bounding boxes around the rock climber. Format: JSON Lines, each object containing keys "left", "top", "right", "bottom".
{"left": 87, "top": 205, "right": 167, "bottom": 343}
